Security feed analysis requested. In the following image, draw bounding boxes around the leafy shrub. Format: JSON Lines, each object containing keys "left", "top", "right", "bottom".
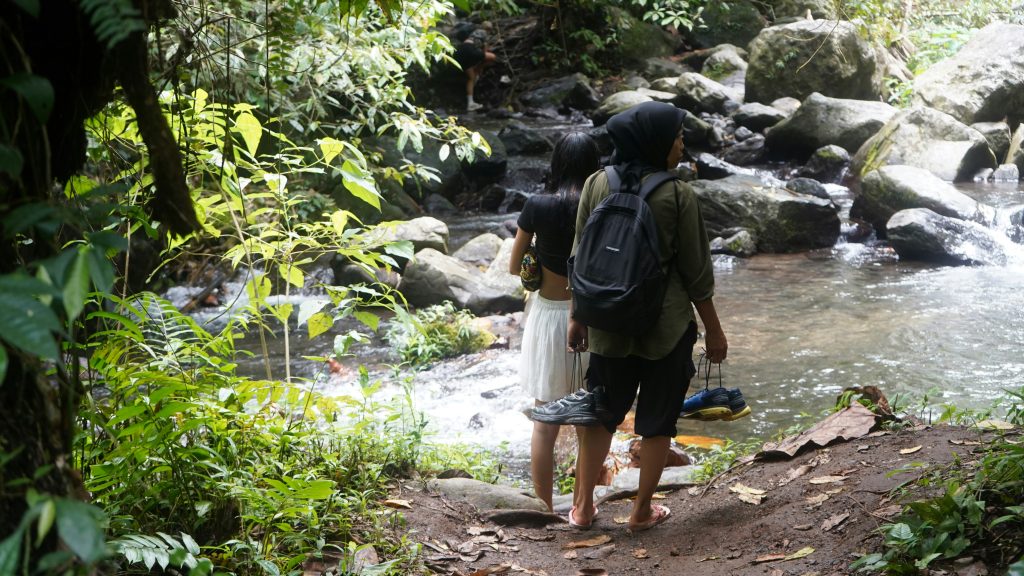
{"left": 384, "top": 302, "right": 495, "bottom": 366}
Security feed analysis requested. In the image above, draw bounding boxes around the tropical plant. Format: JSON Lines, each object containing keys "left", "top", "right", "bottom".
{"left": 385, "top": 301, "right": 496, "bottom": 366}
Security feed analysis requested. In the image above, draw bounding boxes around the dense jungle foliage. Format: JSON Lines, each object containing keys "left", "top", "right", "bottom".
{"left": 1, "top": 0, "right": 1022, "bottom": 573}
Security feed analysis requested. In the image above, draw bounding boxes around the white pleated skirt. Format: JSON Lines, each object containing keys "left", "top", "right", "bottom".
{"left": 520, "top": 294, "right": 590, "bottom": 402}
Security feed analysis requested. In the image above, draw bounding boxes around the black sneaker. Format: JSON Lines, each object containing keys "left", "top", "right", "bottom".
{"left": 722, "top": 387, "right": 752, "bottom": 421}
{"left": 531, "top": 388, "right": 606, "bottom": 426}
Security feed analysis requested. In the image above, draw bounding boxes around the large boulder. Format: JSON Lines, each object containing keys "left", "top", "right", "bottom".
{"left": 851, "top": 106, "right": 997, "bottom": 182}
{"left": 461, "top": 130, "right": 508, "bottom": 182}
{"left": 733, "top": 102, "right": 787, "bottom": 132}
{"left": 591, "top": 91, "right": 652, "bottom": 126}
{"left": 850, "top": 165, "right": 996, "bottom": 237}
{"left": 766, "top": 0, "right": 837, "bottom": 20}
{"left": 642, "top": 57, "right": 690, "bottom": 78}
{"left": 701, "top": 44, "right": 749, "bottom": 81}
{"left": 483, "top": 238, "right": 524, "bottom": 296}
{"left": 886, "top": 208, "right": 1007, "bottom": 266}
{"left": 913, "top": 23, "right": 1024, "bottom": 125}
{"left": 746, "top": 20, "right": 879, "bottom": 104}
{"left": 686, "top": 0, "right": 766, "bottom": 49}
{"left": 519, "top": 73, "right": 601, "bottom": 111}
{"left": 674, "top": 72, "right": 742, "bottom": 115}
{"left": 382, "top": 216, "right": 450, "bottom": 254}
{"left": 690, "top": 174, "right": 840, "bottom": 252}
{"left": 613, "top": 7, "right": 678, "bottom": 65}
{"left": 399, "top": 248, "right": 524, "bottom": 315}
{"left": 765, "top": 92, "right": 896, "bottom": 159}
{"left": 498, "top": 121, "right": 553, "bottom": 156}
{"left": 452, "top": 233, "right": 504, "bottom": 268}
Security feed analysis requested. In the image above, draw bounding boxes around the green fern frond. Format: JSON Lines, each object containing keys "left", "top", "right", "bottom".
{"left": 77, "top": 0, "right": 146, "bottom": 49}
{"left": 110, "top": 532, "right": 204, "bottom": 571}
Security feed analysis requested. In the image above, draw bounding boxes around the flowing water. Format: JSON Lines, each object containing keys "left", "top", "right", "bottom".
{"left": 168, "top": 117, "right": 1024, "bottom": 467}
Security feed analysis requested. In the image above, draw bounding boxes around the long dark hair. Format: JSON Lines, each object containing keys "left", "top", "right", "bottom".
{"left": 547, "top": 132, "right": 600, "bottom": 227}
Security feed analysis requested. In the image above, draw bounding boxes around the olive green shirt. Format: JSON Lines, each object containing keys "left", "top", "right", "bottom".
{"left": 572, "top": 170, "right": 715, "bottom": 359}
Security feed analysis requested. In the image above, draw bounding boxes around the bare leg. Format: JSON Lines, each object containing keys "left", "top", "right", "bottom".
{"left": 570, "top": 424, "right": 613, "bottom": 525}
{"left": 531, "top": 401, "right": 560, "bottom": 511}
{"left": 630, "top": 435, "right": 671, "bottom": 525}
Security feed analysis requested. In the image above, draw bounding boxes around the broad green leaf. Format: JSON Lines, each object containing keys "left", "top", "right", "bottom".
{"left": 108, "top": 404, "right": 146, "bottom": 427}
{"left": 307, "top": 312, "right": 333, "bottom": 340}
{"left": 10, "top": 0, "right": 39, "bottom": 17}
{"left": 353, "top": 310, "right": 379, "bottom": 331}
{"left": 0, "top": 74, "right": 54, "bottom": 123}
{"left": 297, "top": 298, "right": 330, "bottom": 328}
{"left": 181, "top": 532, "right": 200, "bottom": 556}
{"left": 330, "top": 210, "right": 349, "bottom": 236}
{"left": 319, "top": 137, "right": 344, "bottom": 165}
{"left": 0, "top": 145, "right": 23, "bottom": 178}
{"left": 270, "top": 303, "right": 294, "bottom": 323}
{"left": 0, "top": 292, "right": 61, "bottom": 359}
{"left": 0, "top": 526, "right": 24, "bottom": 574}
{"left": 341, "top": 159, "right": 381, "bottom": 210}
{"left": 278, "top": 263, "right": 304, "bottom": 289}
{"left": 62, "top": 248, "right": 90, "bottom": 320}
{"left": 2, "top": 203, "right": 56, "bottom": 236}
{"left": 155, "top": 401, "right": 195, "bottom": 418}
{"left": 36, "top": 499, "right": 56, "bottom": 546}
{"left": 246, "top": 275, "right": 272, "bottom": 305}
{"left": 291, "top": 479, "right": 335, "bottom": 500}
{"left": 256, "top": 559, "right": 281, "bottom": 576}
{"left": 0, "top": 346, "right": 7, "bottom": 385}
{"left": 384, "top": 240, "right": 415, "bottom": 261}
{"left": 234, "top": 112, "right": 262, "bottom": 156}
{"left": 55, "top": 499, "right": 106, "bottom": 563}
{"left": 86, "top": 248, "right": 114, "bottom": 294}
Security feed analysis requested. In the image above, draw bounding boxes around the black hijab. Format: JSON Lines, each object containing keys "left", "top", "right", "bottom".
{"left": 606, "top": 101, "right": 685, "bottom": 194}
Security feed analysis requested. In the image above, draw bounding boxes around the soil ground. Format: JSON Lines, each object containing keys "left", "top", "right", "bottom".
{"left": 396, "top": 424, "right": 1006, "bottom": 576}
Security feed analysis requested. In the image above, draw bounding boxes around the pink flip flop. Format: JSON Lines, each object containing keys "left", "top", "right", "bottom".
{"left": 568, "top": 505, "right": 599, "bottom": 530}
{"left": 627, "top": 504, "right": 671, "bottom": 533}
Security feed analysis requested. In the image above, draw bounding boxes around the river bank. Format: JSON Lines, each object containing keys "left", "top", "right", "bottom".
{"left": 394, "top": 421, "right": 1015, "bottom": 575}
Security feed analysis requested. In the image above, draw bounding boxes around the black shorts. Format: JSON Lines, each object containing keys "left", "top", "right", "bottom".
{"left": 586, "top": 322, "right": 698, "bottom": 437}
{"left": 454, "top": 42, "right": 485, "bottom": 70}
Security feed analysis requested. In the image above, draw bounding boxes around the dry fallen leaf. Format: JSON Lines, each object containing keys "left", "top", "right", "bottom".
{"left": 730, "top": 483, "right": 767, "bottom": 496}
{"left": 632, "top": 548, "right": 650, "bottom": 559}
{"left": 793, "top": 523, "right": 814, "bottom": 531}
{"left": 469, "top": 564, "right": 512, "bottom": 576}
{"left": 563, "top": 551, "right": 577, "bottom": 560}
{"left": 521, "top": 534, "right": 555, "bottom": 542}
{"left": 383, "top": 499, "right": 412, "bottom": 509}
{"left": 873, "top": 504, "right": 903, "bottom": 518}
{"left": 613, "top": 516, "right": 630, "bottom": 525}
{"left": 562, "top": 534, "right": 612, "bottom": 550}
{"left": 737, "top": 493, "right": 765, "bottom": 505}
{"left": 785, "top": 546, "right": 814, "bottom": 560}
{"left": 949, "top": 439, "right": 982, "bottom": 446}
{"left": 821, "top": 511, "right": 851, "bottom": 532}
{"left": 805, "top": 493, "right": 830, "bottom": 507}
{"left": 825, "top": 487, "right": 844, "bottom": 495}
{"left": 809, "top": 475, "right": 846, "bottom": 484}
{"left": 753, "top": 553, "right": 786, "bottom": 563}
{"left": 899, "top": 445, "right": 922, "bottom": 455}
{"left": 583, "top": 544, "right": 616, "bottom": 560}
{"left": 697, "top": 555, "right": 719, "bottom": 562}
{"left": 508, "top": 564, "right": 548, "bottom": 576}
{"left": 976, "top": 419, "right": 1014, "bottom": 431}
{"left": 857, "top": 444, "right": 871, "bottom": 452}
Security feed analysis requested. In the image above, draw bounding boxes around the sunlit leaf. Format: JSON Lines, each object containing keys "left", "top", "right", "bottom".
{"left": 341, "top": 160, "right": 381, "bottom": 209}
{"left": 319, "top": 137, "right": 344, "bottom": 165}
{"left": 330, "top": 210, "right": 349, "bottom": 236}
{"left": 308, "top": 312, "right": 333, "bottom": 339}
{"left": 291, "top": 479, "right": 335, "bottom": 499}
{"left": 354, "top": 310, "right": 379, "bottom": 331}
{"left": 108, "top": 404, "right": 146, "bottom": 427}
{"left": 36, "top": 499, "right": 56, "bottom": 546}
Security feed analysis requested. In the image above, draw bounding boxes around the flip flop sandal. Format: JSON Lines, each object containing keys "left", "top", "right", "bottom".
{"left": 627, "top": 504, "right": 671, "bottom": 533}
{"left": 567, "top": 505, "right": 599, "bottom": 530}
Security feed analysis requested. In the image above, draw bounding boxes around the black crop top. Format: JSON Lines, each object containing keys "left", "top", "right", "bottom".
{"left": 516, "top": 194, "right": 575, "bottom": 277}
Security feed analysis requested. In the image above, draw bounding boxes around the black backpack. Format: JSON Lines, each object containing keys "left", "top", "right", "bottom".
{"left": 567, "top": 166, "right": 678, "bottom": 336}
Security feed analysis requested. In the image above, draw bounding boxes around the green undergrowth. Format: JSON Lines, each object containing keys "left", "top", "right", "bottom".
{"left": 384, "top": 302, "right": 495, "bottom": 367}
{"left": 69, "top": 293, "right": 496, "bottom": 575}
{"left": 850, "top": 387, "right": 1024, "bottom": 574}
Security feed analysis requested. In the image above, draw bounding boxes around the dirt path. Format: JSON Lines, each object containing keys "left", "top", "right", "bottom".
{"left": 399, "top": 424, "right": 998, "bottom": 575}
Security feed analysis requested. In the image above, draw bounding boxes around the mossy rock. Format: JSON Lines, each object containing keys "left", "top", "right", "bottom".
{"left": 687, "top": 0, "right": 766, "bottom": 49}
{"left": 611, "top": 7, "right": 678, "bottom": 66}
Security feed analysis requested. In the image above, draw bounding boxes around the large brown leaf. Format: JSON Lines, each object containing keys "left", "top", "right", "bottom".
{"left": 758, "top": 404, "right": 879, "bottom": 458}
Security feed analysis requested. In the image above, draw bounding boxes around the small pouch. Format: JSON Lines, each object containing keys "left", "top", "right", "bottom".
{"left": 520, "top": 244, "right": 541, "bottom": 292}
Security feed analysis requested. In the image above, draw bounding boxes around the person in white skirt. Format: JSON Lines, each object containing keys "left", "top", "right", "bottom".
{"left": 508, "top": 132, "right": 601, "bottom": 511}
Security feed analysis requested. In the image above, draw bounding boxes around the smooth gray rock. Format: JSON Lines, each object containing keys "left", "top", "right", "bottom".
{"left": 851, "top": 106, "right": 997, "bottom": 182}
{"left": 971, "top": 121, "right": 1011, "bottom": 162}
{"left": 746, "top": 20, "right": 878, "bottom": 103}
{"left": 733, "top": 102, "right": 787, "bottom": 132}
{"left": 767, "top": 0, "right": 837, "bottom": 19}
{"left": 642, "top": 57, "right": 690, "bottom": 78}
{"left": 887, "top": 208, "right": 1007, "bottom": 266}
{"left": 453, "top": 233, "right": 504, "bottom": 268}
{"left": 498, "top": 120, "right": 554, "bottom": 156}
{"left": 695, "top": 152, "right": 757, "bottom": 179}
{"left": 519, "top": 73, "right": 601, "bottom": 110}
{"left": 484, "top": 238, "right": 526, "bottom": 298}
{"left": 712, "top": 229, "right": 758, "bottom": 257}
{"left": 399, "top": 248, "right": 524, "bottom": 315}
{"left": 770, "top": 96, "right": 801, "bottom": 116}
{"left": 591, "top": 91, "right": 652, "bottom": 126}
{"left": 691, "top": 174, "right": 841, "bottom": 252}
{"left": 701, "top": 44, "right": 750, "bottom": 81}
{"left": 913, "top": 23, "right": 1024, "bottom": 125}
{"left": 688, "top": 1, "right": 766, "bottom": 48}
{"left": 428, "top": 478, "right": 548, "bottom": 511}
{"left": 723, "top": 134, "right": 766, "bottom": 166}
{"left": 851, "top": 165, "right": 996, "bottom": 237}
{"left": 1007, "top": 125, "right": 1024, "bottom": 175}
{"left": 795, "top": 145, "right": 851, "bottom": 183}
{"left": 786, "top": 177, "right": 829, "bottom": 199}
{"left": 992, "top": 164, "right": 1020, "bottom": 182}
{"left": 382, "top": 216, "right": 450, "bottom": 254}
{"left": 423, "top": 193, "right": 457, "bottom": 216}
{"left": 765, "top": 92, "right": 896, "bottom": 159}
{"left": 674, "top": 72, "right": 742, "bottom": 115}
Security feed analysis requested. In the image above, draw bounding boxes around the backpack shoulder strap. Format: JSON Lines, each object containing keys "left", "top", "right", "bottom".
{"left": 604, "top": 166, "right": 621, "bottom": 194}
{"left": 639, "top": 171, "right": 678, "bottom": 202}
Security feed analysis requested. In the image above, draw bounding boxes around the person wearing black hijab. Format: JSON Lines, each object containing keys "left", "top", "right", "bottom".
{"left": 566, "top": 101, "right": 728, "bottom": 532}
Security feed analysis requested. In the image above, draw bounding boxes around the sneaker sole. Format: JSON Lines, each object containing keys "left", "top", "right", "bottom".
{"left": 721, "top": 406, "right": 752, "bottom": 421}
{"left": 531, "top": 412, "right": 602, "bottom": 426}
{"left": 680, "top": 406, "right": 732, "bottom": 421}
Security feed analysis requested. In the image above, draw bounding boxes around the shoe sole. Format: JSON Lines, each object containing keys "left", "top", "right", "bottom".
{"left": 531, "top": 413, "right": 602, "bottom": 426}
{"left": 721, "top": 406, "right": 752, "bottom": 421}
{"left": 680, "top": 406, "right": 732, "bottom": 421}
